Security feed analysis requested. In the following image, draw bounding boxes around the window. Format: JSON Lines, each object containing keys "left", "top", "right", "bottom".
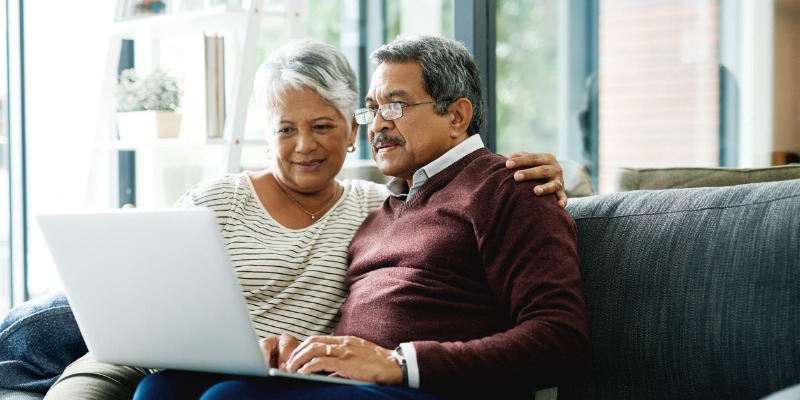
{"left": 21, "top": 2, "right": 116, "bottom": 300}
{"left": 3, "top": 0, "right": 796, "bottom": 310}
{"left": 1, "top": 0, "right": 9, "bottom": 314}
{"left": 597, "top": 0, "right": 720, "bottom": 192}
{"left": 495, "top": 0, "right": 723, "bottom": 193}
{"left": 495, "top": 0, "right": 560, "bottom": 157}
{"left": 385, "top": 0, "right": 453, "bottom": 39}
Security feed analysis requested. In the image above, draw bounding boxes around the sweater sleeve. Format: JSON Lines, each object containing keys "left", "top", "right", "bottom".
{"left": 411, "top": 170, "right": 590, "bottom": 393}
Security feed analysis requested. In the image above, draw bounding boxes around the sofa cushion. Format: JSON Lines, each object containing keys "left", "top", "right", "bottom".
{"left": 0, "top": 291, "right": 86, "bottom": 393}
{"left": 561, "top": 179, "right": 800, "bottom": 399}
{"left": 560, "top": 159, "right": 596, "bottom": 198}
{"left": 614, "top": 164, "right": 800, "bottom": 191}
{"left": 0, "top": 388, "right": 44, "bottom": 400}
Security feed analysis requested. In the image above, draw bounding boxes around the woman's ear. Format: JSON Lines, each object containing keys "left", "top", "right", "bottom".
{"left": 449, "top": 98, "right": 473, "bottom": 138}
{"left": 349, "top": 117, "right": 359, "bottom": 144}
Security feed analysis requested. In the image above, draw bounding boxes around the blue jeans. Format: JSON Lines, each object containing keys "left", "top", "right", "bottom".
{"left": 0, "top": 291, "right": 87, "bottom": 392}
{"left": 134, "top": 370, "right": 443, "bottom": 400}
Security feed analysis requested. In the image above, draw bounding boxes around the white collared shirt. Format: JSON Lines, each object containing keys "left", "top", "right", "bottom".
{"left": 384, "top": 134, "right": 486, "bottom": 388}
{"left": 386, "top": 134, "right": 485, "bottom": 202}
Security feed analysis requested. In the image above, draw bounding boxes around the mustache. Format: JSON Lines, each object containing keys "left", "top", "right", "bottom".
{"left": 371, "top": 133, "right": 406, "bottom": 152}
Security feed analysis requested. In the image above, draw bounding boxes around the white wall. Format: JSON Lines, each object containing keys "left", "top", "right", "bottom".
{"left": 774, "top": 0, "right": 800, "bottom": 156}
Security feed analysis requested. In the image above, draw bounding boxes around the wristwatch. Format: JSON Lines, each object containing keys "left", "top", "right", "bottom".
{"left": 390, "top": 345, "right": 409, "bottom": 386}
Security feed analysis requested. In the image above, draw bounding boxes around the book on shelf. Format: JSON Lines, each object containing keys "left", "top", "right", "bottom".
{"left": 204, "top": 34, "right": 226, "bottom": 139}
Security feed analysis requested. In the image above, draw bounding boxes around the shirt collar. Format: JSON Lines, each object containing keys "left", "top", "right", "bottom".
{"left": 386, "top": 134, "right": 485, "bottom": 200}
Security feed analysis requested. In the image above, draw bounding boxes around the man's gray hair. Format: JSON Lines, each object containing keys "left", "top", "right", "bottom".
{"left": 254, "top": 39, "right": 358, "bottom": 129}
{"left": 370, "top": 34, "right": 485, "bottom": 136}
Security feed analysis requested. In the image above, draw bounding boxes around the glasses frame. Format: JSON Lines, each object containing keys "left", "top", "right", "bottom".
{"left": 353, "top": 101, "right": 435, "bottom": 125}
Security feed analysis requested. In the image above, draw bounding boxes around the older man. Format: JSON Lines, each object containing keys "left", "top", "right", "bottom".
{"left": 135, "top": 35, "right": 588, "bottom": 400}
{"left": 334, "top": 32, "right": 588, "bottom": 393}
{"left": 314, "top": 35, "right": 588, "bottom": 398}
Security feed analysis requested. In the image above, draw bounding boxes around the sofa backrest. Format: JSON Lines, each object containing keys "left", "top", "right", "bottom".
{"left": 561, "top": 179, "right": 800, "bottom": 399}
{"left": 614, "top": 164, "right": 800, "bottom": 192}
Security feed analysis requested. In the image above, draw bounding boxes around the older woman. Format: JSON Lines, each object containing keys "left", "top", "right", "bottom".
{"left": 0, "top": 38, "right": 566, "bottom": 399}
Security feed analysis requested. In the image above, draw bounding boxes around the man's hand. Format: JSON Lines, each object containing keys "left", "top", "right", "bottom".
{"left": 505, "top": 152, "right": 568, "bottom": 208}
{"left": 284, "top": 335, "right": 403, "bottom": 385}
{"left": 259, "top": 333, "right": 300, "bottom": 369}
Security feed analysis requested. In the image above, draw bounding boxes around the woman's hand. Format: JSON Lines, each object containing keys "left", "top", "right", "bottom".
{"left": 505, "top": 152, "right": 568, "bottom": 208}
{"left": 259, "top": 333, "right": 300, "bottom": 369}
{"left": 284, "top": 335, "right": 403, "bottom": 385}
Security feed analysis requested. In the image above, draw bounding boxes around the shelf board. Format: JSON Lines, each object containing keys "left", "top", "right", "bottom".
{"left": 111, "top": 4, "right": 283, "bottom": 39}
{"left": 100, "top": 137, "right": 228, "bottom": 150}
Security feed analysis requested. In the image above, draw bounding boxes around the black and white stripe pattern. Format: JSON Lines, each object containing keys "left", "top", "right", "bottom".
{"left": 174, "top": 172, "right": 388, "bottom": 340}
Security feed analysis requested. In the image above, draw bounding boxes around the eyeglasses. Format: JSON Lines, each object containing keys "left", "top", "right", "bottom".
{"left": 353, "top": 101, "right": 435, "bottom": 125}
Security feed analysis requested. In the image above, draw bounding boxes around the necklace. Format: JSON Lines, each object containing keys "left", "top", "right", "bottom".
{"left": 274, "top": 179, "right": 339, "bottom": 220}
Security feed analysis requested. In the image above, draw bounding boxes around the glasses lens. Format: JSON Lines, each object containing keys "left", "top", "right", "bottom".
{"left": 354, "top": 108, "right": 374, "bottom": 125}
{"left": 381, "top": 103, "right": 403, "bottom": 121}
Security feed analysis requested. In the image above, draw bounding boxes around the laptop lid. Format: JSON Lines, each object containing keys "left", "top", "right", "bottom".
{"left": 37, "top": 208, "right": 270, "bottom": 377}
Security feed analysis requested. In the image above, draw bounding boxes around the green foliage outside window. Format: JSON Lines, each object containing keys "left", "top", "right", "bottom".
{"left": 495, "top": 0, "right": 558, "bottom": 156}
{"left": 254, "top": 0, "right": 342, "bottom": 67}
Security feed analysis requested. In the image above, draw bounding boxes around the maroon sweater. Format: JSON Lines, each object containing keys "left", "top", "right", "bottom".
{"left": 335, "top": 148, "right": 589, "bottom": 396}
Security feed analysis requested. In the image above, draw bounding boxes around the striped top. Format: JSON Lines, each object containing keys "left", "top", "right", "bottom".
{"left": 173, "top": 172, "right": 389, "bottom": 340}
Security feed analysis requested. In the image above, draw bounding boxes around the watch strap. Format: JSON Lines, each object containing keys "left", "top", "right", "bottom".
{"left": 392, "top": 346, "right": 409, "bottom": 386}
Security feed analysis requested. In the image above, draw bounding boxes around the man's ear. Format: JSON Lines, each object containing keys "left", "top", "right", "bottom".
{"left": 448, "top": 98, "right": 473, "bottom": 138}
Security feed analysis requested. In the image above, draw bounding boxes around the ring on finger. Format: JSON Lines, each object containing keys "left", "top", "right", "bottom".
{"left": 325, "top": 344, "right": 331, "bottom": 357}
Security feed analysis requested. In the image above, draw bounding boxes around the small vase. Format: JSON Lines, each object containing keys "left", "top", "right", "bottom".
{"left": 116, "top": 110, "right": 181, "bottom": 141}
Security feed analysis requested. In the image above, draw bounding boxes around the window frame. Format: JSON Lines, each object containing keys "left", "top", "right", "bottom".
{"left": 6, "top": 0, "right": 29, "bottom": 308}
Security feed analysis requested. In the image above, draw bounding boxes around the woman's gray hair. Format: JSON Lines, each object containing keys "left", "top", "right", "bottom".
{"left": 254, "top": 39, "right": 358, "bottom": 129}
{"left": 370, "top": 34, "right": 485, "bottom": 136}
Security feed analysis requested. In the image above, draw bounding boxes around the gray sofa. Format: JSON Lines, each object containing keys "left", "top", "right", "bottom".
{"left": 560, "top": 178, "right": 800, "bottom": 399}
{"left": 2, "top": 177, "right": 798, "bottom": 400}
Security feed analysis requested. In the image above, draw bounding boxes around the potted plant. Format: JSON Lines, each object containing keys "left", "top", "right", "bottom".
{"left": 114, "top": 68, "right": 182, "bottom": 140}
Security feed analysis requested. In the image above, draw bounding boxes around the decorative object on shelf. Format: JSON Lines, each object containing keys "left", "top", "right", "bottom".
{"left": 174, "top": 0, "right": 239, "bottom": 12}
{"left": 204, "top": 34, "right": 226, "bottom": 139}
{"left": 118, "top": 0, "right": 172, "bottom": 20}
{"left": 136, "top": 0, "right": 167, "bottom": 14}
{"left": 114, "top": 68, "right": 183, "bottom": 140}
{"left": 175, "top": 0, "right": 205, "bottom": 11}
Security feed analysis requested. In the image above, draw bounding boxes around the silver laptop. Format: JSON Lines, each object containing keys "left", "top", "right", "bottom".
{"left": 37, "top": 208, "right": 371, "bottom": 386}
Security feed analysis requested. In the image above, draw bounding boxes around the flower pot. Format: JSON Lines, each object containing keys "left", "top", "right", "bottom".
{"left": 116, "top": 110, "right": 181, "bottom": 141}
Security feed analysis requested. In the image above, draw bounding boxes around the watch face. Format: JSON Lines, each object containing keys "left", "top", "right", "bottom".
{"left": 391, "top": 346, "right": 406, "bottom": 365}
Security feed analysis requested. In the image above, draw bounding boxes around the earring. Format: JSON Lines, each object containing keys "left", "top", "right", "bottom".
{"left": 347, "top": 144, "right": 356, "bottom": 153}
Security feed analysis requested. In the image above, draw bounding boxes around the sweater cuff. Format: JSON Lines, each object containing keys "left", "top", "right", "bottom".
{"left": 400, "top": 342, "right": 420, "bottom": 388}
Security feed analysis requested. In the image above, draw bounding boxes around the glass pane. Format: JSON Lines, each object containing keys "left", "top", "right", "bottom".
{"left": 496, "top": 0, "right": 559, "bottom": 157}
{"left": 385, "top": 0, "right": 453, "bottom": 39}
{"left": 306, "top": 0, "right": 343, "bottom": 44}
{"left": 0, "top": 0, "right": 9, "bottom": 314}
{"left": 23, "top": 2, "right": 116, "bottom": 299}
{"left": 597, "top": 0, "right": 720, "bottom": 192}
